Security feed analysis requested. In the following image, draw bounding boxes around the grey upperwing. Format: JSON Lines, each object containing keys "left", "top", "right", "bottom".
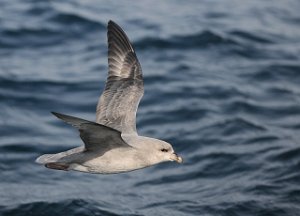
{"left": 52, "top": 112, "right": 131, "bottom": 151}
{"left": 96, "top": 20, "right": 144, "bottom": 134}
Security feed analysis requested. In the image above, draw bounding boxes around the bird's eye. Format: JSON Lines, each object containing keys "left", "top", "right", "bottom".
{"left": 161, "top": 148, "right": 168, "bottom": 152}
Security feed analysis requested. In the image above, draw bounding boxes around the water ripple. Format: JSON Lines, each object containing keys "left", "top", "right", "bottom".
{"left": 0, "top": 199, "right": 121, "bottom": 216}
{"left": 135, "top": 31, "right": 237, "bottom": 50}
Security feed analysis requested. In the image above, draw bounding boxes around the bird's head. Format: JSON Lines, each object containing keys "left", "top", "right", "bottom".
{"left": 137, "top": 137, "right": 183, "bottom": 164}
{"left": 155, "top": 140, "right": 183, "bottom": 163}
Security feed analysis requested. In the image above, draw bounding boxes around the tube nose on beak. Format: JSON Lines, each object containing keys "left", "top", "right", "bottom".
{"left": 173, "top": 153, "right": 183, "bottom": 163}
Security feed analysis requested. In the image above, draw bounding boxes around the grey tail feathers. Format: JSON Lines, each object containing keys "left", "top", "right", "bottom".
{"left": 36, "top": 154, "right": 69, "bottom": 171}
{"left": 35, "top": 154, "right": 56, "bottom": 164}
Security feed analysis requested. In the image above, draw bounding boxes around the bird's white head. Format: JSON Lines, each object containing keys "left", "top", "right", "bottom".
{"left": 155, "top": 140, "right": 183, "bottom": 164}
{"left": 135, "top": 137, "right": 183, "bottom": 164}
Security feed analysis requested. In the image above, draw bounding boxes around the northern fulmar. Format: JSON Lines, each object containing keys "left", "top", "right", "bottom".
{"left": 36, "top": 20, "right": 182, "bottom": 174}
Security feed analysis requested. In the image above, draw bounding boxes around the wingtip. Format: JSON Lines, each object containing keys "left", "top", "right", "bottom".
{"left": 108, "top": 20, "right": 114, "bottom": 25}
{"left": 51, "top": 112, "right": 69, "bottom": 121}
{"left": 51, "top": 111, "right": 61, "bottom": 118}
{"left": 107, "top": 20, "right": 118, "bottom": 29}
{"left": 107, "top": 20, "right": 135, "bottom": 54}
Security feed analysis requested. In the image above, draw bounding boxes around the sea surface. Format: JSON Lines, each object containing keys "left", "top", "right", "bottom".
{"left": 1, "top": 0, "right": 300, "bottom": 215}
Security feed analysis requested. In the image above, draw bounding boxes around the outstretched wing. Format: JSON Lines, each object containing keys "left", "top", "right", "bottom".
{"left": 52, "top": 112, "right": 131, "bottom": 151}
{"left": 96, "top": 20, "right": 143, "bottom": 134}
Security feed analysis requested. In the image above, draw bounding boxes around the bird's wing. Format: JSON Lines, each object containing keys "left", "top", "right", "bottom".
{"left": 96, "top": 20, "right": 143, "bottom": 134}
{"left": 52, "top": 112, "right": 131, "bottom": 151}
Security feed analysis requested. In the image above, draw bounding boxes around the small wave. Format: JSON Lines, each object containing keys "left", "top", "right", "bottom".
{"left": 0, "top": 199, "right": 120, "bottom": 216}
{"left": 49, "top": 13, "right": 105, "bottom": 30}
{"left": 224, "top": 99, "right": 300, "bottom": 119}
{"left": 135, "top": 31, "right": 237, "bottom": 50}
{"left": 201, "top": 117, "right": 266, "bottom": 138}
{"left": 244, "top": 183, "right": 284, "bottom": 196}
{"left": 0, "top": 78, "right": 96, "bottom": 90}
{"left": 244, "top": 64, "right": 300, "bottom": 83}
{"left": 26, "top": 5, "right": 50, "bottom": 16}
{"left": 198, "top": 153, "right": 257, "bottom": 178}
{"left": 134, "top": 171, "right": 198, "bottom": 186}
{"left": 269, "top": 147, "right": 300, "bottom": 162}
{"left": 143, "top": 74, "right": 170, "bottom": 84}
{"left": 243, "top": 135, "right": 279, "bottom": 145}
{"left": 266, "top": 86, "right": 295, "bottom": 96}
{"left": 0, "top": 78, "right": 99, "bottom": 100}
{"left": 205, "top": 12, "right": 228, "bottom": 19}
{"left": 229, "top": 30, "right": 274, "bottom": 44}
{"left": 220, "top": 200, "right": 289, "bottom": 215}
{"left": 0, "top": 143, "right": 35, "bottom": 155}
{"left": 140, "top": 106, "right": 209, "bottom": 128}
{"left": 227, "top": 45, "right": 270, "bottom": 59}
{"left": 199, "top": 85, "right": 246, "bottom": 100}
{"left": 263, "top": 147, "right": 300, "bottom": 186}
{"left": 0, "top": 28, "right": 61, "bottom": 48}
{"left": 0, "top": 78, "right": 98, "bottom": 116}
{"left": 272, "top": 172, "right": 300, "bottom": 185}
{"left": 221, "top": 118, "right": 266, "bottom": 135}
{"left": 0, "top": 12, "right": 105, "bottom": 49}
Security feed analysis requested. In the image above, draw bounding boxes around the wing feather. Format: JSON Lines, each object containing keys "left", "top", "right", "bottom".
{"left": 52, "top": 112, "right": 130, "bottom": 151}
{"left": 96, "top": 20, "right": 143, "bottom": 134}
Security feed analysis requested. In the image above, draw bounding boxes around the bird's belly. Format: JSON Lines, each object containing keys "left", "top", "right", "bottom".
{"left": 74, "top": 149, "right": 149, "bottom": 174}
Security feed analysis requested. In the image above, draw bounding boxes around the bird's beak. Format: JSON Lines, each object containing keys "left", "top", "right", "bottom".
{"left": 171, "top": 153, "right": 183, "bottom": 163}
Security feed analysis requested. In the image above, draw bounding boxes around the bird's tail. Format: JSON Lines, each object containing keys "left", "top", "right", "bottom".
{"left": 35, "top": 153, "right": 70, "bottom": 171}
{"left": 35, "top": 153, "right": 57, "bottom": 164}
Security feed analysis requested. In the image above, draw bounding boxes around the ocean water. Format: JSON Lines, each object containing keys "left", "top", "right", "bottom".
{"left": 1, "top": 0, "right": 300, "bottom": 215}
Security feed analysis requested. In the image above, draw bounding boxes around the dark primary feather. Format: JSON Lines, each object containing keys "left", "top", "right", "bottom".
{"left": 51, "top": 112, "right": 130, "bottom": 151}
{"left": 96, "top": 20, "right": 144, "bottom": 134}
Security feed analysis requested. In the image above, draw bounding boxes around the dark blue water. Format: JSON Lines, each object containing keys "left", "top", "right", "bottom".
{"left": 1, "top": 0, "right": 300, "bottom": 215}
